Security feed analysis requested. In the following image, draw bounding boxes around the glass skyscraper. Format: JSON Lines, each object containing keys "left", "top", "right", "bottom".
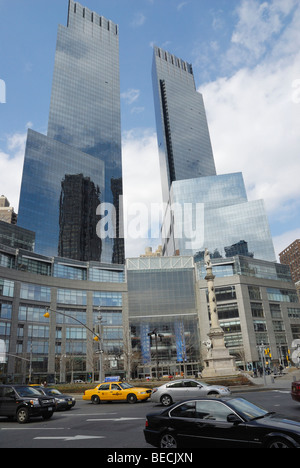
{"left": 152, "top": 46, "right": 276, "bottom": 262}
{"left": 152, "top": 46, "right": 217, "bottom": 203}
{"left": 18, "top": 0, "right": 124, "bottom": 264}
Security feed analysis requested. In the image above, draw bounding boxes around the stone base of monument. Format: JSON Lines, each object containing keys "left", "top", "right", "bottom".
{"left": 202, "top": 327, "right": 238, "bottom": 378}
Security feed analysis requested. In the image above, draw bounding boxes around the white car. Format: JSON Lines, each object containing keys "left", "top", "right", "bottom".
{"left": 151, "top": 379, "right": 231, "bottom": 406}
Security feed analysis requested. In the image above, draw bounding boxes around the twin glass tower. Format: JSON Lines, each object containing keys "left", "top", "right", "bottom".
{"left": 18, "top": 0, "right": 124, "bottom": 264}
{"left": 17, "top": 1, "right": 276, "bottom": 264}
{"left": 152, "top": 46, "right": 276, "bottom": 262}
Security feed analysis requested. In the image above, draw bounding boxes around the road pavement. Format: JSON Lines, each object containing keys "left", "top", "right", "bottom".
{"left": 234, "top": 368, "right": 300, "bottom": 392}
{"left": 1, "top": 370, "right": 300, "bottom": 450}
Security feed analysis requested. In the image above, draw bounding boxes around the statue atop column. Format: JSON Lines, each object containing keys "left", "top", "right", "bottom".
{"left": 202, "top": 249, "right": 238, "bottom": 377}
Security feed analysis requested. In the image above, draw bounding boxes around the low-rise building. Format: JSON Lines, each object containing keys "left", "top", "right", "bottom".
{"left": 0, "top": 245, "right": 299, "bottom": 383}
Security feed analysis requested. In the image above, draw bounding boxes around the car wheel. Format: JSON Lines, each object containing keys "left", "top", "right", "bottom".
{"left": 91, "top": 395, "right": 100, "bottom": 405}
{"left": 160, "top": 394, "right": 172, "bottom": 406}
{"left": 16, "top": 407, "right": 29, "bottom": 424}
{"left": 266, "top": 437, "right": 294, "bottom": 448}
{"left": 207, "top": 391, "right": 218, "bottom": 396}
{"left": 160, "top": 433, "right": 178, "bottom": 448}
{"left": 127, "top": 393, "right": 137, "bottom": 404}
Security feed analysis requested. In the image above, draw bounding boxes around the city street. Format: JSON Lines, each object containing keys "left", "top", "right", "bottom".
{"left": 1, "top": 388, "right": 300, "bottom": 449}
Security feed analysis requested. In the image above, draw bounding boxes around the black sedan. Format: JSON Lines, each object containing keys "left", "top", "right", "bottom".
{"left": 144, "top": 397, "right": 300, "bottom": 448}
{"left": 35, "top": 387, "right": 76, "bottom": 411}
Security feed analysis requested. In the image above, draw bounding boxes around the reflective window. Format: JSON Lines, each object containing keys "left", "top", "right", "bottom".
{"left": 93, "top": 292, "right": 122, "bottom": 307}
{"left": 0, "top": 321, "right": 10, "bottom": 336}
{"left": 66, "top": 327, "right": 86, "bottom": 340}
{"left": 19, "top": 305, "right": 47, "bottom": 322}
{"left": 0, "top": 279, "right": 14, "bottom": 298}
{"left": 267, "top": 288, "right": 298, "bottom": 303}
{"left": 57, "top": 288, "right": 87, "bottom": 305}
{"left": 288, "top": 308, "right": 300, "bottom": 319}
{"left": 195, "top": 400, "right": 233, "bottom": 421}
{"left": 170, "top": 401, "right": 196, "bottom": 418}
{"left": 20, "top": 283, "right": 51, "bottom": 302}
{"left": 89, "top": 268, "right": 124, "bottom": 283}
{"left": 0, "top": 302, "right": 12, "bottom": 320}
{"left": 28, "top": 325, "right": 49, "bottom": 339}
{"left": 17, "top": 256, "right": 51, "bottom": 276}
{"left": 56, "top": 308, "right": 87, "bottom": 325}
{"left": 248, "top": 286, "right": 261, "bottom": 300}
{"left": 54, "top": 263, "right": 87, "bottom": 280}
{"left": 0, "top": 252, "right": 15, "bottom": 268}
{"left": 103, "top": 327, "right": 123, "bottom": 340}
{"left": 94, "top": 311, "right": 122, "bottom": 326}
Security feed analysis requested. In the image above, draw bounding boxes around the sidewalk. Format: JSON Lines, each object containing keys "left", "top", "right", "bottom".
{"left": 231, "top": 369, "right": 300, "bottom": 392}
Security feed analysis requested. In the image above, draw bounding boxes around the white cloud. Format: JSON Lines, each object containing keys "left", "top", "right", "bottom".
{"left": 177, "top": 2, "right": 189, "bottom": 11}
{"left": 130, "top": 13, "right": 146, "bottom": 28}
{"left": 121, "top": 128, "right": 162, "bottom": 257}
{"left": 121, "top": 88, "right": 140, "bottom": 105}
{"left": 0, "top": 131, "right": 26, "bottom": 212}
{"left": 131, "top": 106, "right": 145, "bottom": 115}
{"left": 228, "top": 0, "right": 298, "bottom": 66}
{"left": 198, "top": 1, "right": 300, "bottom": 238}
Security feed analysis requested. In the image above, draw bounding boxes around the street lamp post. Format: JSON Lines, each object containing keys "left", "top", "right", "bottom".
{"left": 43, "top": 307, "right": 101, "bottom": 381}
{"left": 44, "top": 307, "right": 100, "bottom": 342}
{"left": 148, "top": 329, "right": 163, "bottom": 379}
{"left": 96, "top": 307, "right": 104, "bottom": 383}
{"left": 257, "top": 342, "right": 267, "bottom": 386}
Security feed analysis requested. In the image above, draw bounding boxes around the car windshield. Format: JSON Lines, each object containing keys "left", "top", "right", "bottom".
{"left": 197, "top": 381, "right": 209, "bottom": 387}
{"left": 119, "top": 382, "right": 133, "bottom": 389}
{"left": 45, "top": 389, "right": 61, "bottom": 395}
{"left": 228, "top": 398, "right": 269, "bottom": 421}
{"left": 16, "top": 386, "right": 43, "bottom": 397}
{"left": 33, "top": 388, "right": 45, "bottom": 395}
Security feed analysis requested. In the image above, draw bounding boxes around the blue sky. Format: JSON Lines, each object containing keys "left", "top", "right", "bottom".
{"left": 0, "top": 0, "right": 300, "bottom": 259}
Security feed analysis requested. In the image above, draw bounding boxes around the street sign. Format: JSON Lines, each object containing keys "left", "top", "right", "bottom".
{"left": 105, "top": 376, "right": 120, "bottom": 382}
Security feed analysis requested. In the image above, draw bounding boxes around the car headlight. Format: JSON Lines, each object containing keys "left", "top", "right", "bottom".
{"left": 139, "top": 391, "right": 147, "bottom": 394}
{"left": 29, "top": 399, "right": 41, "bottom": 406}
{"left": 57, "top": 398, "right": 65, "bottom": 402}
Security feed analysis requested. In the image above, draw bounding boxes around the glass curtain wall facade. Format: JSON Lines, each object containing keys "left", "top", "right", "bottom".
{"left": 152, "top": 46, "right": 216, "bottom": 203}
{"left": 126, "top": 256, "right": 201, "bottom": 377}
{"left": 18, "top": 0, "right": 124, "bottom": 264}
{"left": 163, "top": 173, "right": 276, "bottom": 261}
{"left": 152, "top": 46, "right": 276, "bottom": 263}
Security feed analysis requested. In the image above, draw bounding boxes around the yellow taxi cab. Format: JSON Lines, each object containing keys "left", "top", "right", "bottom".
{"left": 82, "top": 381, "right": 152, "bottom": 404}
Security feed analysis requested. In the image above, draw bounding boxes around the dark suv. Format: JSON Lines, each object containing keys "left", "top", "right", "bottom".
{"left": 0, "top": 385, "right": 56, "bottom": 423}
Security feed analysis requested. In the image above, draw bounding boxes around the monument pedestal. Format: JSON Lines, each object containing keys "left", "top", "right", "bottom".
{"left": 202, "top": 249, "right": 238, "bottom": 378}
{"left": 202, "top": 327, "right": 238, "bottom": 378}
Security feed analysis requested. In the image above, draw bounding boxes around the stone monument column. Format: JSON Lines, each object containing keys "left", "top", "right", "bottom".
{"left": 202, "top": 249, "right": 237, "bottom": 377}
